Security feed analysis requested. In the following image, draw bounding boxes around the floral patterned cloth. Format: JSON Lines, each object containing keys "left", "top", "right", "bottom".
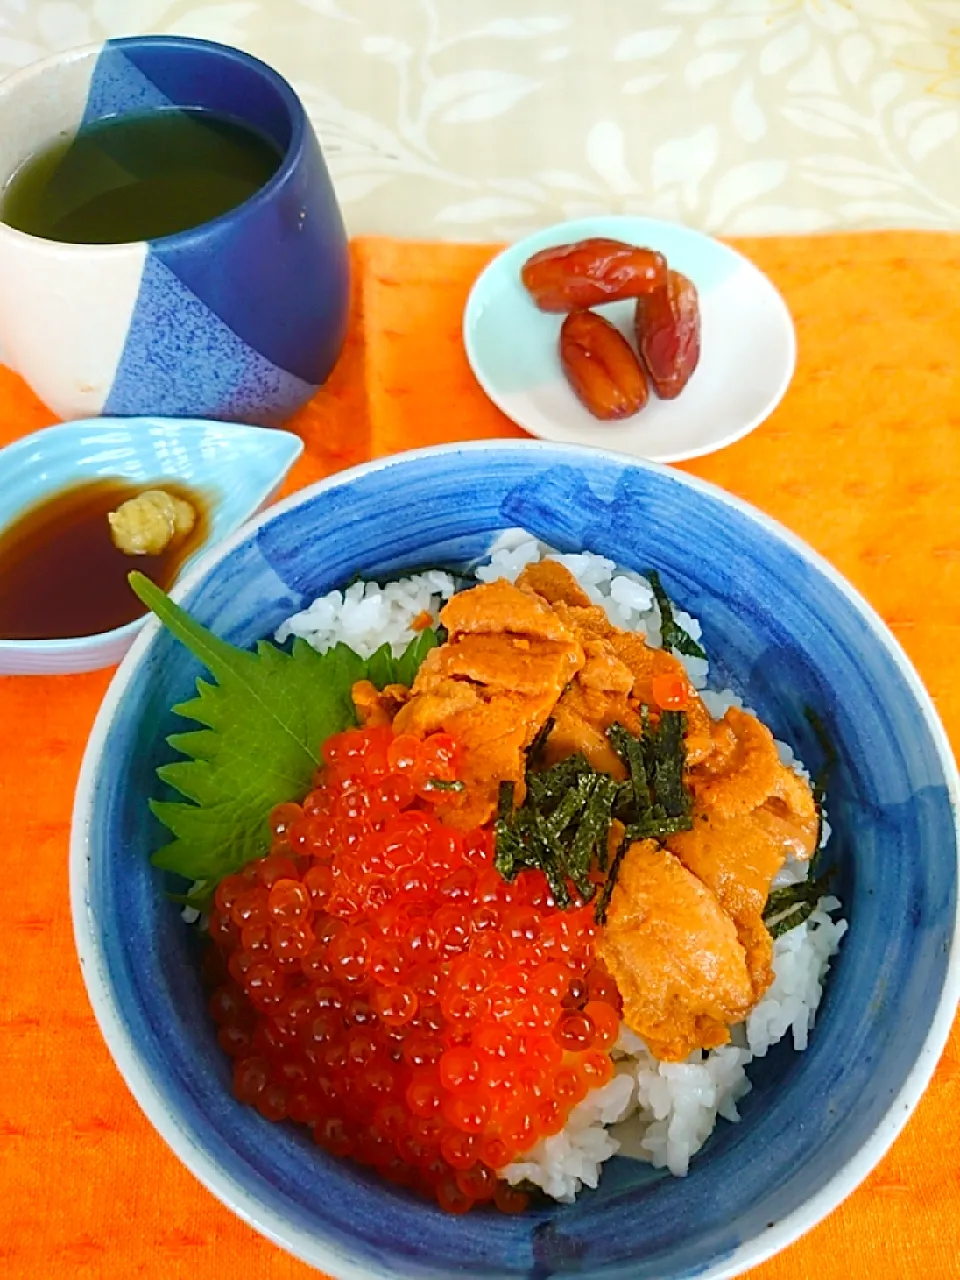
{"left": 1, "top": 0, "right": 958, "bottom": 240}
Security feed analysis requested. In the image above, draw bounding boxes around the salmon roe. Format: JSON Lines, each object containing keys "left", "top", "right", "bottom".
{"left": 206, "top": 725, "right": 622, "bottom": 1214}
{"left": 651, "top": 672, "right": 689, "bottom": 711}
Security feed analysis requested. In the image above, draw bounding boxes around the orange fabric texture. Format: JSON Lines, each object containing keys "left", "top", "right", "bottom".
{"left": 0, "top": 233, "right": 958, "bottom": 1279}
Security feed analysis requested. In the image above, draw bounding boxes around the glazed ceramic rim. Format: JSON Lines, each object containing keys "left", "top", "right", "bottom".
{"left": 71, "top": 440, "right": 960, "bottom": 1280}
{"left": 462, "top": 216, "right": 797, "bottom": 465}
{"left": 0, "top": 36, "right": 307, "bottom": 253}
{"left": 0, "top": 418, "right": 303, "bottom": 665}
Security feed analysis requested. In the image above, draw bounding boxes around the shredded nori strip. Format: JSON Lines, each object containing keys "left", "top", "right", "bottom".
{"left": 495, "top": 709, "right": 694, "bottom": 923}
{"left": 594, "top": 832, "right": 630, "bottom": 925}
{"left": 762, "top": 706, "right": 838, "bottom": 938}
{"left": 643, "top": 710, "right": 691, "bottom": 821}
{"left": 608, "top": 724, "right": 651, "bottom": 814}
{"left": 497, "top": 780, "right": 515, "bottom": 822}
{"left": 804, "top": 704, "right": 837, "bottom": 860}
{"left": 527, "top": 716, "right": 556, "bottom": 767}
{"left": 570, "top": 776, "right": 618, "bottom": 877}
{"left": 531, "top": 834, "right": 574, "bottom": 908}
{"left": 526, "top": 752, "right": 592, "bottom": 809}
{"left": 494, "top": 781, "right": 520, "bottom": 880}
{"left": 609, "top": 712, "right": 692, "bottom": 829}
{"left": 646, "top": 569, "right": 707, "bottom": 661}
{"left": 598, "top": 710, "right": 694, "bottom": 922}
{"left": 763, "top": 868, "right": 835, "bottom": 939}
{"left": 546, "top": 774, "right": 596, "bottom": 842}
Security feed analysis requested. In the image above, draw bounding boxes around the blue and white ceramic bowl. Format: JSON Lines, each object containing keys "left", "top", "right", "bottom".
{"left": 71, "top": 443, "right": 960, "bottom": 1280}
{"left": 0, "top": 37, "right": 349, "bottom": 427}
{"left": 0, "top": 417, "right": 302, "bottom": 675}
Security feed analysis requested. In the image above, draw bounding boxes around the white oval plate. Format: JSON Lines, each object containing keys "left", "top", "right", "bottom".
{"left": 463, "top": 215, "right": 796, "bottom": 464}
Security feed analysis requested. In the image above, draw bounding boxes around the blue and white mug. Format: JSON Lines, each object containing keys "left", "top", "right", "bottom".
{"left": 0, "top": 37, "right": 350, "bottom": 427}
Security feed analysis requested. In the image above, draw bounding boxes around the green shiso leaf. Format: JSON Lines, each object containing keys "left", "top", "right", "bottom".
{"left": 395, "top": 628, "right": 440, "bottom": 687}
{"left": 365, "top": 643, "right": 396, "bottom": 691}
{"left": 366, "top": 628, "right": 440, "bottom": 691}
{"left": 130, "top": 573, "right": 435, "bottom": 889}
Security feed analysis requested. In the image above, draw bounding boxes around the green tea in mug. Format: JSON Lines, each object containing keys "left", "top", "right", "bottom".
{"left": 0, "top": 108, "right": 284, "bottom": 244}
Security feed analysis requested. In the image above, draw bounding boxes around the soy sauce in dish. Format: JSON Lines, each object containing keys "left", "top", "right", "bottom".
{"left": 0, "top": 479, "right": 208, "bottom": 641}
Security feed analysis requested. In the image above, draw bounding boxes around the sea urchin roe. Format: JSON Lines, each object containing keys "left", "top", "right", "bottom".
{"left": 206, "top": 724, "right": 621, "bottom": 1213}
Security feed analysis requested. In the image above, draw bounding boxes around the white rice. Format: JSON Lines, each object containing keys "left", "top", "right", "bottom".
{"left": 275, "top": 569, "right": 457, "bottom": 658}
{"left": 276, "top": 530, "right": 848, "bottom": 1201}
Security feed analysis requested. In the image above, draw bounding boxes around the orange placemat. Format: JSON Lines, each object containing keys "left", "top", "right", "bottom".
{"left": 1, "top": 233, "right": 958, "bottom": 1280}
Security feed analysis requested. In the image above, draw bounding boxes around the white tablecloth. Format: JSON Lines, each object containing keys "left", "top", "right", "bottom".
{"left": 1, "top": 0, "right": 958, "bottom": 240}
